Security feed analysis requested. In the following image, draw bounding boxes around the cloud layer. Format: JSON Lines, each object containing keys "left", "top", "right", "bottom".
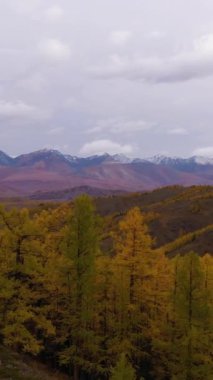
{"left": 0, "top": 1, "right": 213, "bottom": 157}
{"left": 91, "top": 34, "right": 213, "bottom": 83}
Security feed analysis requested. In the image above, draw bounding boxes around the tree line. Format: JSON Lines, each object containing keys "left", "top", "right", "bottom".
{"left": 0, "top": 195, "right": 212, "bottom": 380}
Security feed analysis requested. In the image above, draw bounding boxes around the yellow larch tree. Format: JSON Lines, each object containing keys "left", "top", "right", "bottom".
{"left": 110, "top": 207, "right": 156, "bottom": 379}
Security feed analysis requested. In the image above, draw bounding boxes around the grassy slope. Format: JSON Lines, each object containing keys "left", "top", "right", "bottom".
{"left": 0, "top": 346, "right": 68, "bottom": 380}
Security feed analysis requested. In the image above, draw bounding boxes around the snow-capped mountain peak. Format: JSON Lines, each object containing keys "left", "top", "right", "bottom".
{"left": 146, "top": 155, "right": 181, "bottom": 165}
{"left": 111, "top": 154, "right": 132, "bottom": 164}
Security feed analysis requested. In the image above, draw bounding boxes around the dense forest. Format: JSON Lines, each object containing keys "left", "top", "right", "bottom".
{"left": 0, "top": 187, "right": 212, "bottom": 379}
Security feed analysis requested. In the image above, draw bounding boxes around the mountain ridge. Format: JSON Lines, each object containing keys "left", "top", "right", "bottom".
{"left": 1, "top": 149, "right": 213, "bottom": 166}
{"left": 0, "top": 149, "right": 212, "bottom": 197}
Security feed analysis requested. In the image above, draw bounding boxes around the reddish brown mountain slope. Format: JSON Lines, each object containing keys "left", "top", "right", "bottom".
{"left": 0, "top": 149, "right": 212, "bottom": 197}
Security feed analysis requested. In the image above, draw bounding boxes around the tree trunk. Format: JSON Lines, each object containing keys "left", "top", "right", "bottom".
{"left": 73, "top": 365, "right": 80, "bottom": 380}
{"left": 186, "top": 257, "right": 193, "bottom": 380}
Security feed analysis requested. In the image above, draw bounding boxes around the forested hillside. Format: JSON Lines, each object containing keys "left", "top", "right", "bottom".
{"left": 0, "top": 188, "right": 212, "bottom": 379}
{"left": 95, "top": 185, "right": 213, "bottom": 256}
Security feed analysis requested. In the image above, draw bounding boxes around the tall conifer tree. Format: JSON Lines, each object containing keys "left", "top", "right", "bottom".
{"left": 111, "top": 207, "right": 154, "bottom": 378}
{"left": 60, "top": 195, "right": 101, "bottom": 380}
{"left": 169, "top": 252, "right": 212, "bottom": 379}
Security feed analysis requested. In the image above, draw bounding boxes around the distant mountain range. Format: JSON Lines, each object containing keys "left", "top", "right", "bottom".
{"left": 0, "top": 149, "right": 212, "bottom": 198}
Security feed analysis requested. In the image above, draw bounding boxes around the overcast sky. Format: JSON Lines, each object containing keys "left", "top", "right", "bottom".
{"left": 0, "top": 0, "right": 213, "bottom": 158}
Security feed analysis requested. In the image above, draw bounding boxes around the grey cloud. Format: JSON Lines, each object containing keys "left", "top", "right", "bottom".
{"left": 193, "top": 146, "right": 213, "bottom": 157}
{"left": 110, "top": 30, "right": 132, "bottom": 46}
{"left": 47, "top": 127, "right": 65, "bottom": 136}
{"left": 88, "top": 118, "right": 154, "bottom": 134}
{"left": 16, "top": 73, "right": 47, "bottom": 93}
{"left": 148, "top": 31, "right": 166, "bottom": 39}
{"left": 90, "top": 35, "right": 213, "bottom": 83}
{"left": 168, "top": 128, "right": 189, "bottom": 135}
{"left": 0, "top": 100, "right": 50, "bottom": 120}
{"left": 45, "top": 5, "right": 64, "bottom": 22}
{"left": 8, "top": 0, "right": 42, "bottom": 14}
{"left": 38, "top": 39, "right": 71, "bottom": 63}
